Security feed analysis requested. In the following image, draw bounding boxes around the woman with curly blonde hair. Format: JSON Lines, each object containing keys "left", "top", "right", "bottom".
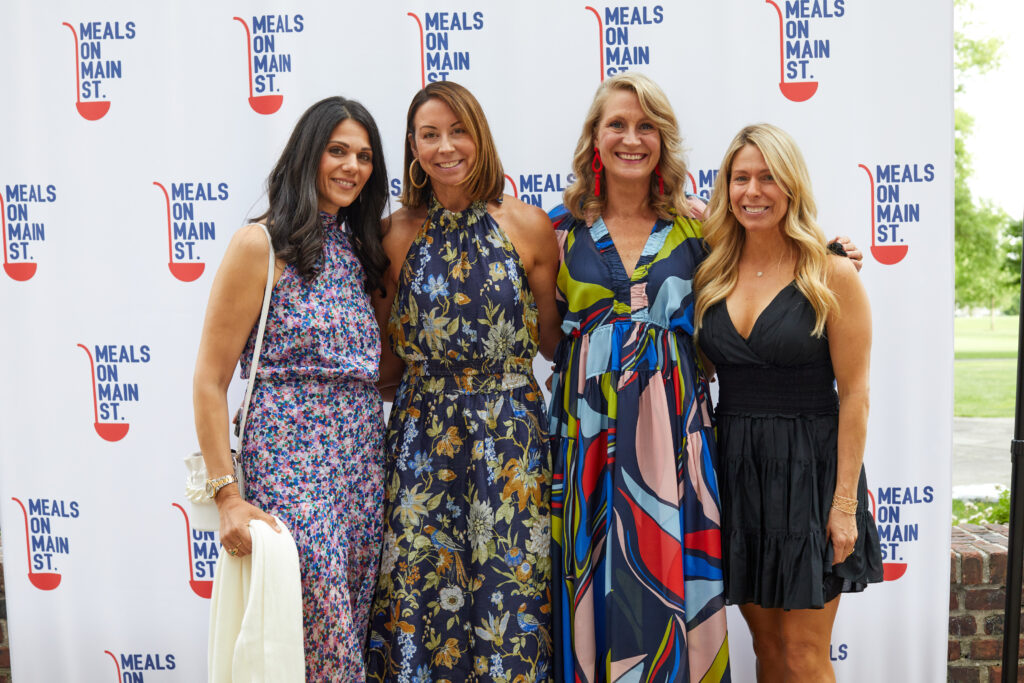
{"left": 694, "top": 123, "right": 882, "bottom": 681}
{"left": 548, "top": 72, "right": 731, "bottom": 682}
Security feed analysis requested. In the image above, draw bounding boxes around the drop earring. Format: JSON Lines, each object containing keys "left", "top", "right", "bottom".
{"left": 654, "top": 165, "right": 664, "bottom": 195}
{"left": 592, "top": 148, "right": 604, "bottom": 196}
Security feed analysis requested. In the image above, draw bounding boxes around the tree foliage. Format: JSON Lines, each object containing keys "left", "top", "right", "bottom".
{"left": 953, "top": 0, "right": 1015, "bottom": 313}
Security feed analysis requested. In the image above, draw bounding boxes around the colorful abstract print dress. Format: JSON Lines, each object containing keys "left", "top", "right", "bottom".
{"left": 239, "top": 212, "right": 385, "bottom": 681}
{"left": 547, "top": 207, "right": 730, "bottom": 683}
{"left": 366, "top": 197, "right": 552, "bottom": 682}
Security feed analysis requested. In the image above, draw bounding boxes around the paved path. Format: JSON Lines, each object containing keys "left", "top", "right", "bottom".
{"left": 953, "top": 417, "right": 1015, "bottom": 497}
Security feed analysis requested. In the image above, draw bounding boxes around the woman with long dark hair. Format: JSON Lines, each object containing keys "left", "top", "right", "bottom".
{"left": 193, "top": 96, "right": 390, "bottom": 679}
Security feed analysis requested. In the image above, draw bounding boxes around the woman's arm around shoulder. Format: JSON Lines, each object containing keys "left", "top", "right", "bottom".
{"left": 374, "top": 209, "right": 423, "bottom": 399}
{"left": 496, "top": 195, "right": 563, "bottom": 360}
{"left": 193, "top": 224, "right": 283, "bottom": 555}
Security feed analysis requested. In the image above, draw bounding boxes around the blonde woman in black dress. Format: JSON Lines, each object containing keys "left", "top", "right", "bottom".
{"left": 694, "top": 124, "right": 882, "bottom": 682}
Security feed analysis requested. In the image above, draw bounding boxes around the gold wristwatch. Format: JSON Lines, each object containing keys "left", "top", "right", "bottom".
{"left": 205, "top": 474, "right": 238, "bottom": 499}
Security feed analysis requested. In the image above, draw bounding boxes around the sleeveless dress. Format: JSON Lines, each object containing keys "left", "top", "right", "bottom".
{"left": 239, "top": 211, "right": 385, "bottom": 680}
{"left": 366, "top": 197, "right": 552, "bottom": 681}
{"left": 698, "top": 283, "right": 883, "bottom": 609}
{"left": 547, "top": 207, "right": 730, "bottom": 683}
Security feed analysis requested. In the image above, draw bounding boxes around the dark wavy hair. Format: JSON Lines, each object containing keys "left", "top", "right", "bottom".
{"left": 256, "top": 96, "right": 389, "bottom": 294}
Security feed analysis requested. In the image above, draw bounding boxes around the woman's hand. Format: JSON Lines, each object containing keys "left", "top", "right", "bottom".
{"left": 826, "top": 507, "right": 858, "bottom": 565}
{"left": 830, "top": 236, "right": 863, "bottom": 271}
{"left": 216, "top": 490, "right": 280, "bottom": 558}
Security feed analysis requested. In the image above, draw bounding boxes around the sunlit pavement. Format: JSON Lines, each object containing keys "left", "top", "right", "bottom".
{"left": 953, "top": 417, "right": 1014, "bottom": 499}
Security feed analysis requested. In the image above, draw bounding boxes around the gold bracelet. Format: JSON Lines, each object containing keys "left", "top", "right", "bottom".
{"left": 832, "top": 494, "right": 858, "bottom": 515}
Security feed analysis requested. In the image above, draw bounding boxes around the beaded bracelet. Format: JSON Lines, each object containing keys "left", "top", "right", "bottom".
{"left": 832, "top": 493, "right": 858, "bottom": 515}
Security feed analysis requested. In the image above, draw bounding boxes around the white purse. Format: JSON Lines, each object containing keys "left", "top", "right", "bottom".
{"left": 186, "top": 223, "right": 276, "bottom": 530}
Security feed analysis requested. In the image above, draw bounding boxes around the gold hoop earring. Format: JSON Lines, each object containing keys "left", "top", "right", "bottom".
{"left": 409, "top": 158, "right": 429, "bottom": 189}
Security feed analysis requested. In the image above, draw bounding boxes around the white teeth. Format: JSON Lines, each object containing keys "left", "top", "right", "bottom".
{"left": 744, "top": 206, "right": 768, "bottom": 214}
{"left": 618, "top": 153, "right": 644, "bottom": 160}
{"left": 334, "top": 179, "right": 355, "bottom": 188}
{"left": 438, "top": 161, "right": 460, "bottom": 168}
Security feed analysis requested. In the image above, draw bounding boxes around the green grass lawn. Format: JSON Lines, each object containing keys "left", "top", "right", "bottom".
{"left": 955, "top": 359, "right": 1018, "bottom": 416}
{"left": 954, "top": 316, "right": 1020, "bottom": 359}
{"left": 954, "top": 316, "right": 1018, "bottom": 417}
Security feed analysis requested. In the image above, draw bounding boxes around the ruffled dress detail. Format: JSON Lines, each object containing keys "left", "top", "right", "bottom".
{"left": 698, "top": 283, "right": 883, "bottom": 609}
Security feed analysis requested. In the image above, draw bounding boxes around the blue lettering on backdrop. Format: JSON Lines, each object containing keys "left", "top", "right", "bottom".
{"left": 875, "top": 485, "right": 934, "bottom": 562}
{"left": 250, "top": 15, "right": 303, "bottom": 93}
{"left": 423, "top": 11, "right": 484, "bottom": 82}
{"left": 92, "top": 345, "right": 150, "bottom": 423}
{"left": 872, "top": 164, "right": 934, "bottom": 246}
{"left": 4, "top": 184, "right": 56, "bottom": 264}
{"left": 515, "top": 172, "right": 576, "bottom": 210}
{"left": 168, "top": 182, "right": 228, "bottom": 261}
{"left": 602, "top": 5, "right": 663, "bottom": 77}
{"left": 76, "top": 21, "right": 135, "bottom": 101}
{"left": 25, "top": 499, "right": 79, "bottom": 571}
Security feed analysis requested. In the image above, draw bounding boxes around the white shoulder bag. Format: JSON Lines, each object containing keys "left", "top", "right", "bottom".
{"left": 185, "top": 223, "right": 276, "bottom": 529}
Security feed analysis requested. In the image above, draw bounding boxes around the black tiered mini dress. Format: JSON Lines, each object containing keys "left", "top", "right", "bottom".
{"left": 699, "top": 283, "right": 882, "bottom": 609}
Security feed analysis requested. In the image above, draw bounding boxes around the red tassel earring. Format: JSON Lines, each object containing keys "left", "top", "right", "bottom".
{"left": 654, "top": 165, "right": 665, "bottom": 195}
{"left": 592, "top": 148, "right": 604, "bottom": 196}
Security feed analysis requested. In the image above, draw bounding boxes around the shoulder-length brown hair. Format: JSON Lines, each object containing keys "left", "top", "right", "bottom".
{"left": 693, "top": 123, "right": 837, "bottom": 338}
{"left": 400, "top": 81, "right": 505, "bottom": 208}
{"left": 563, "top": 72, "right": 694, "bottom": 221}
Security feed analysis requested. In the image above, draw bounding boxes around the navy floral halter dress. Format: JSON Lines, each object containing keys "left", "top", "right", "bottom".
{"left": 366, "top": 197, "right": 553, "bottom": 681}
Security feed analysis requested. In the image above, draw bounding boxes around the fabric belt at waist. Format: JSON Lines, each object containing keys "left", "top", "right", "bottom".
{"left": 404, "top": 357, "right": 534, "bottom": 394}
{"left": 715, "top": 363, "right": 838, "bottom": 415}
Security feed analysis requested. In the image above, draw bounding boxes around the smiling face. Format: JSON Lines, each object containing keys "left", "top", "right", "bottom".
{"left": 728, "top": 144, "right": 790, "bottom": 234}
{"left": 409, "top": 97, "right": 477, "bottom": 189}
{"left": 594, "top": 89, "right": 661, "bottom": 189}
{"left": 316, "top": 118, "right": 373, "bottom": 215}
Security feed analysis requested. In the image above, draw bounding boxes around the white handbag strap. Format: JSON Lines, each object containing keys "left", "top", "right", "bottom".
{"left": 235, "top": 223, "right": 276, "bottom": 455}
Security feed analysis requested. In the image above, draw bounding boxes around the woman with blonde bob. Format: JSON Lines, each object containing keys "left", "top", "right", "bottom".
{"left": 548, "top": 72, "right": 731, "bottom": 682}
{"left": 365, "top": 81, "right": 562, "bottom": 681}
{"left": 694, "top": 123, "right": 882, "bottom": 681}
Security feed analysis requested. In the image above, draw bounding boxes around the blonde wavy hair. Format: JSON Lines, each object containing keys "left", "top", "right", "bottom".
{"left": 563, "top": 72, "right": 694, "bottom": 221}
{"left": 693, "top": 123, "right": 837, "bottom": 338}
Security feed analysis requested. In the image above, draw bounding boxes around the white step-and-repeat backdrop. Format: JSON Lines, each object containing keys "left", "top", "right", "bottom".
{"left": 0, "top": 1, "right": 951, "bottom": 680}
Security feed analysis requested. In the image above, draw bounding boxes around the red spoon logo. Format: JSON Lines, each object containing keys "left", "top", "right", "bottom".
{"left": 584, "top": 6, "right": 605, "bottom": 82}
{"left": 62, "top": 22, "right": 111, "bottom": 121}
{"left": 408, "top": 13, "right": 427, "bottom": 88}
{"left": 171, "top": 503, "right": 214, "bottom": 598}
{"left": 686, "top": 171, "right": 698, "bottom": 195}
{"left": 867, "top": 488, "right": 908, "bottom": 581}
{"left": 764, "top": 1, "right": 818, "bottom": 102}
{"left": 858, "top": 164, "right": 908, "bottom": 265}
{"left": 77, "top": 343, "right": 130, "bottom": 442}
{"left": 1, "top": 193, "right": 37, "bottom": 281}
{"left": 153, "top": 182, "right": 205, "bottom": 282}
{"left": 104, "top": 650, "right": 121, "bottom": 681}
{"left": 233, "top": 17, "right": 283, "bottom": 115}
{"left": 11, "top": 497, "right": 62, "bottom": 590}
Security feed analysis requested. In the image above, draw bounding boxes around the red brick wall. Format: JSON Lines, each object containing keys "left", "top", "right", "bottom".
{"left": 950, "top": 523, "right": 1024, "bottom": 682}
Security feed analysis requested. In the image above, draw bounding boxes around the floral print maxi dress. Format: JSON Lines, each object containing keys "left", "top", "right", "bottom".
{"left": 239, "top": 211, "right": 385, "bottom": 681}
{"left": 366, "top": 197, "right": 552, "bottom": 682}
